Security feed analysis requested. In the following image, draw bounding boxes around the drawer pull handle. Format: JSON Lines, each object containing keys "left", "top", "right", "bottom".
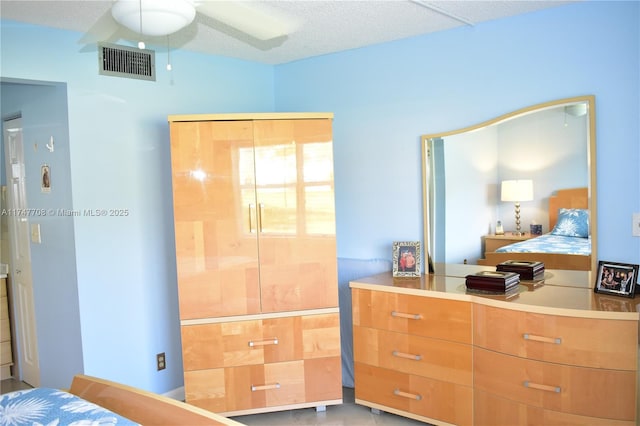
{"left": 523, "top": 333, "right": 562, "bottom": 345}
{"left": 393, "top": 389, "right": 422, "bottom": 401}
{"left": 248, "top": 338, "right": 279, "bottom": 347}
{"left": 392, "top": 350, "right": 422, "bottom": 361}
{"left": 391, "top": 311, "right": 422, "bottom": 320}
{"left": 251, "top": 383, "right": 281, "bottom": 392}
{"left": 523, "top": 381, "right": 561, "bottom": 393}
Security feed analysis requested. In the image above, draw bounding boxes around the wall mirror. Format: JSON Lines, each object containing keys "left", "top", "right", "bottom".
{"left": 422, "top": 96, "right": 596, "bottom": 272}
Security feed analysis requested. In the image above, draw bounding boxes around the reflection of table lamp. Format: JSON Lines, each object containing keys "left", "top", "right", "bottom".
{"left": 501, "top": 179, "right": 533, "bottom": 236}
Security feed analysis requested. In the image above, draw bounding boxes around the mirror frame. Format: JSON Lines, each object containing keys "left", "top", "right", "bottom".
{"left": 421, "top": 95, "right": 597, "bottom": 272}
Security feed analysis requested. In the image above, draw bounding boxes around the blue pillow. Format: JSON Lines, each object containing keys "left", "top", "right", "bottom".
{"left": 551, "top": 208, "right": 589, "bottom": 238}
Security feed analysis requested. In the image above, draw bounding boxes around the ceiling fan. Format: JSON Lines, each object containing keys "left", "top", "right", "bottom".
{"left": 81, "top": 0, "right": 300, "bottom": 48}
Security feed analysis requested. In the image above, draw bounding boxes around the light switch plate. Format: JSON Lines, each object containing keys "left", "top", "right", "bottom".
{"left": 633, "top": 213, "right": 640, "bottom": 237}
{"left": 31, "top": 223, "right": 41, "bottom": 244}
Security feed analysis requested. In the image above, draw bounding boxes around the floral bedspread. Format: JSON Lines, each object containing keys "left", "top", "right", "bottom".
{"left": 0, "top": 387, "right": 140, "bottom": 425}
{"left": 495, "top": 233, "right": 591, "bottom": 256}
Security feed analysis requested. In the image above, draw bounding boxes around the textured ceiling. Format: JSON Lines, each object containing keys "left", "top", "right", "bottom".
{"left": 0, "top": 1, "right": 573, "bottom": 64}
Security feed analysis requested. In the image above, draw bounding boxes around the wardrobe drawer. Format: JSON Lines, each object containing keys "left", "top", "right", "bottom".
{"left": 185, "top": 357, "right": 342, "bottom": 414}
{"left": 474, "top": 347, "right": 636, "bottom": 421}
{"left": 355, "top": 362, "right": 472, "bottom": 425}
{"left": 474, "top": 389, "right": 635, "bottom": 426}
{"left": 474, "top": 304, "right": 638, "bottom": 370}
{"left": 353, "top": 326, "right": 472, "bottom": 386}
{"left": 352, "top": 288, "right": 471, "bottom": 344}
{"left": 181, "top": 313, "right": 340, "bottom": 370}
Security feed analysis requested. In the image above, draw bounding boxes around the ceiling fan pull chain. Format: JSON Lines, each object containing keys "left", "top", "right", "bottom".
{"left": 137, "top": 0, "right": 145, "bottom": 49}
{"left": 167, "top": 35, "right": 172, "bottom": 71}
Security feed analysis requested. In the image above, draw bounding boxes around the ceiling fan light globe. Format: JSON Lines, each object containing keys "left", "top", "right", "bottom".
{"left": 112, "top": 0, "right": 196, "bottom": 37}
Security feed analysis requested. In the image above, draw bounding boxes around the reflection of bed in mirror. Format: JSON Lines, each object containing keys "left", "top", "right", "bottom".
{"left": 478, "top": 187, "right": 591, "bottom": 270}
{"left": 422, "top": 96, "right": 597, "bottom": 273}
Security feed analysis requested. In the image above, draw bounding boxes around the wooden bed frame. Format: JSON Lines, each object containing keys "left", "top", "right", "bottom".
{"left": 477, "top": 188, "right": 591, "bottom": 271}
{"left": 69, "top": 374, "right": 243, "bottom": 425}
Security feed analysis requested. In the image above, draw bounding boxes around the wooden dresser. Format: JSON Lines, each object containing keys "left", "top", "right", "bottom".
{"left": 351, "top": 265, "right": 639, "bottom": 426}
{"left": 0, "top": 275, "right": 13, "bottom": 379}
{"left": 352, "top": 288, "right": 473, "bottom": 425}
{"left": 169, "top": 113, "right": 342, "bottom": 416}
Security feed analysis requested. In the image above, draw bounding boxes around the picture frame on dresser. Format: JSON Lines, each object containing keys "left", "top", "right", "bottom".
{"left": 392, "top": 241, "right": 421, "bottom": 277}
{"left": 594, "top": 261, "right": 638, "bottom": 298}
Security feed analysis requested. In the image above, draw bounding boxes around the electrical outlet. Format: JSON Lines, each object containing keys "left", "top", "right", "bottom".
{"left": 156, "top": 352, "right": 166, "bottom": 371}
{"left": 633, "top": 213, "right": 640, "bottom": 237}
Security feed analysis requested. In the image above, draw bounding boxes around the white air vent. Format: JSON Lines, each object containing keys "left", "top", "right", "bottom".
{"left": 98, "top": 43, "right": 155, "bottom": 81}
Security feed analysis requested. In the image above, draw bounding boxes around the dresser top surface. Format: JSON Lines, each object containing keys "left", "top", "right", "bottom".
{"left": 349, "top": 264, "right": 639, "bottom": 320}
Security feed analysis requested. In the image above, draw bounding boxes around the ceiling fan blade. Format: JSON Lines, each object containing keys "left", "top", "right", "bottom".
{"left": 78, "top": 9, "right": 122, "bottom": 45}
{"left": 195, "top": 1, "right": 300, "bottom": 41}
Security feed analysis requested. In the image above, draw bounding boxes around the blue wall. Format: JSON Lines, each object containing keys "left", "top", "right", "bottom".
{"left": 1, "top": 0, "right": 638, "bottom": 394}
{"left": 275, "top": 1, "right": 639, "bottom": 265}
{"left": 1, "top": 81, "right": 83, "bottom": 387}
{"left": 1, "top": 20, "right": 274, "bottom": 393}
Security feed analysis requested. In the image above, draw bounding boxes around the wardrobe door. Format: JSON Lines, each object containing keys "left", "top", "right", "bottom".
{"left": 170, "top": 120, "right": 261, "bottom": 319}
{"left": 252, "top": 119, "right": 338, "bottom": 313}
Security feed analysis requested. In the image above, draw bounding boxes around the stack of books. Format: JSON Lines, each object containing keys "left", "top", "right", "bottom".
{"left": 496, "top": 260, "right": 545, "bottom": 280}
{"left": 465, "top": 270, "right": 520, "bottom": 293}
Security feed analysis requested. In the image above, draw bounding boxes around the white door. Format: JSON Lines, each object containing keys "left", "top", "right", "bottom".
{"left": 3, "top": 117, "right": 40, "bottom": 387}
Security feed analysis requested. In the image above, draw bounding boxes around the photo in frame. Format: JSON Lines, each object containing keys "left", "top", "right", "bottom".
{"left": 41, "top": 164, "right": 51, "bottom": 193}
{"left": 392, "top": 241, "right": 421, "bottom": 278}
{"left": 594, "top": 261, "right": 639, "bottom": 298}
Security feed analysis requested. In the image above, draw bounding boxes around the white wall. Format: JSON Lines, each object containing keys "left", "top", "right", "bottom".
{"left": 443, "top": 126, "right": 498, "bottom": 264}
{"left": 498, "top": 106, "right": 588, "bottom": 232}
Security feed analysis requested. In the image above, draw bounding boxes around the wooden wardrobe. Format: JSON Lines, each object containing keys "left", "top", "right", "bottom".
{"left": 168, "top": 113, "right": 342, "bottom": 416}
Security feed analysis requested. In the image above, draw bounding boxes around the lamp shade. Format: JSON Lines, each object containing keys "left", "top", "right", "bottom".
{"left": 112, "top": 0, "right": 196, "bottom": 37}
{"left": 501, "top": 179, "right": 533, "bottom": 202}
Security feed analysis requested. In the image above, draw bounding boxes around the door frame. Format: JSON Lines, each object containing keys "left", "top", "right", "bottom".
{"left": 3, "top": 115, "right": 41, "bottom": 386}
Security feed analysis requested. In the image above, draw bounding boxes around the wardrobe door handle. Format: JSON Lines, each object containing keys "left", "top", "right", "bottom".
{"left": 249, "top": 204, "right": 256, "bottom": 233}
{"left": 258, "top": 203, "right": 264, "bottom": 232}
{"left": 391, "top": 311, "right": 422, "bottom": 320}
{"left": 394, "top": 389, "right": 422, "bottom": 401}
{"left": 523, "top": 381, "right": 561, "bottom": 393}
{"left": 523, "top": 333, "right": 562, "bottom": 345}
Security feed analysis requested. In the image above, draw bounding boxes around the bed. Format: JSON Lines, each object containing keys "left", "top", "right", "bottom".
{"left": 0, "top": 374, "right": 243, "bottom": 425}
{"left": 478, "top": 187, "right": 592, "bottom": 271}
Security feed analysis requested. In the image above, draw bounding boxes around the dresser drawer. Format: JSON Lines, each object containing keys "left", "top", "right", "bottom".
{"left": 474, "top": 389, "right": 635, "bottom": 426}
{"left": 0, "top": 318, "right": 10, "bottom": 344}
{"left": 0, "top": 296, "right": 8, "bottom": 320}
{"left": 0, "top": 341, "right": 12, "bottom": 366}
{"left": 353, "top": 326, "right": 472, "bottom": 386}
{"left": 474, "top": 304, "right": 637, "bottom": 370}
{"left": 355, "top": 362, "right": 472, "bottom": 425}
{"left": 474, "top": 347, "right": 636, "bottom": 421}
{"left": 181, "top": 313, "right": 340, "bottom": 370}
{"left": 352, "top": 288, "right": 471, "bottom": 344}
{"left": 185, "top": 357, "right": 342, "bottom": 414}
